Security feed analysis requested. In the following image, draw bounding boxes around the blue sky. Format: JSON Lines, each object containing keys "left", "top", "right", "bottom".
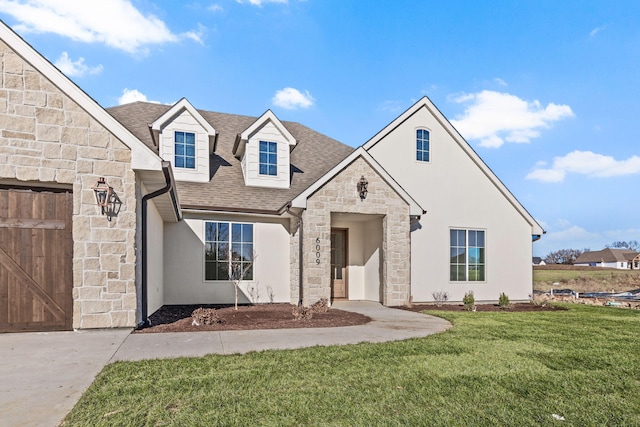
{"left": 1, "top": 0, "right": 639, "bottom": 257}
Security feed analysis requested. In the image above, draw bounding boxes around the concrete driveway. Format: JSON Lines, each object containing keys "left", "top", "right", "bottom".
{"left": 0, "top": 302, "right": 451, "bottom": 426}
{"left": 0, "top": 329, "right": 131, "bottom": 427}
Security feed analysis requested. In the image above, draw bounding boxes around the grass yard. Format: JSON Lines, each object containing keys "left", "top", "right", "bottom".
{"left": 63, "top": 305, "right": 640, "bottom": 426}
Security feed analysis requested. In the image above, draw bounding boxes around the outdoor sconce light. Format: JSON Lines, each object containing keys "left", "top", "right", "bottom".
{"left": 357, "top": 175, "right": 368, "bottom": 200}
{"left": 92, "top": 177, "right": 120, "bottom": 221}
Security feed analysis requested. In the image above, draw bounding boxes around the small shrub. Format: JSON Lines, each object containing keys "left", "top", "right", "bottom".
{"left": 463, "top": 290, "right": 475, "bottom": 311}
{"left": 531, "top": 294, "right": 549, "bottom": 307}
{"left": 432, "top": 290, "right": 449, "bottom": 307}
{"left": 311, "top": 298, "right": 329, "bottom": 313}
{"left": 247, "top": 284, "right": 260, "bottom": 303}
{"left": 191, "top": 307, "right": 222, "bottom": 326}
{"left": 498, "top": 292, "right": 511, "bottom": 309}
{"left": 267, "top": 285, "right": 275, "bottom": 303}
{"left": 292, "top": 305, "right": 313, "bottom": 320}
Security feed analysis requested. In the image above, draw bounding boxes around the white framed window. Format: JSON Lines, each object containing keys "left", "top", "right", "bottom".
{"left": 204, "top": 222, "right": 254, "bottom": 281}
{"left": 259, "top": 141, "right": 277, "bottom": 176}
{"left": 416, "top": 129, "right": 430, "bottom": 162}
{"left": 450, "top": 229, "right": 485, "bottom": 282}
{"left": 175, "top": 131, "right": 196, "bottom": 169}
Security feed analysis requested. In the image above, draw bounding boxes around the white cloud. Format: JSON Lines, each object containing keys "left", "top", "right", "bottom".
{"left": 0, "top": 0, "right": 199, "bottom": 53}
{"left": 590, "top": 24, "right": 607, "bottom": 37}
{"left": 493, "top": 77, "right": 507, "bottom": 86}
{"left": 534, "top": 223, "right": 603, "bottom": 255}
{"left": 54, "top": 52, "right": 102, "bottom": 77}
{"left": 237, "top": 0, "right": 287, "bottom": 5}
{"left": 208, "top": 4, "right": 224, "bottom": 12}
{"left": 117, "top": 88, "right": 160, "bottom": 105}
{"left": 526, "top": 150, "right": 640, "bottom": 183}
{"left": 272, "top": 87, "right": 314, "bottom": 110}
{"left": 378, "top": 100, "right": 403, "bottom": 114}
{"left": 526, "top": 168, "right": 566, "bottom": 183}
{"left": 450, "top": 90, "right": 574, "bottom": 148}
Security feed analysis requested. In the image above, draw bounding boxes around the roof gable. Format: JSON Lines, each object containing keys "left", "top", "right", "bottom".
{"left": 363, "top": 96, "right": 544, "bottom": 236}
{"left": 0, "top": 21, "right": 162, "bottom": 172}
{"left": 151, "top": 98, "right": 216, "bottom": 153}
{"left": 291, "top": 147, "right": 424, "bottom": 216}
{"left": 233, "top": 109, "right": 296, "bottom": 158}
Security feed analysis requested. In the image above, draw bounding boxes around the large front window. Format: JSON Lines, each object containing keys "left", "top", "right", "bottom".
{"left": 259, "top": 141, "right": 277, "bottom": 176}
{"left": 450, "top": 229, "right": 485, "bottom": 282}
{"left": 205, "top": 222, "right": 254, "bottom": 281}
{"left": 175, "top": 131, "right": 196, "bottom": 169}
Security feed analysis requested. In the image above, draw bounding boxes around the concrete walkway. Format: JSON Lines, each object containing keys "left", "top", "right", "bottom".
{"left": 0, "top": 302, "right": 450, "bottom": 426}
{"left": 0, "top": 328, "right": 131, "bottom": 427}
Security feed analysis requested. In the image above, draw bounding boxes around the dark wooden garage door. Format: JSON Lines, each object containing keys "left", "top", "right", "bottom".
{"left": 0, "top": 187, "right": 73, "bottom": 332}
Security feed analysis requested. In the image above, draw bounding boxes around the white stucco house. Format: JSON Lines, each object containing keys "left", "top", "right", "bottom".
{"left": 0, "top": 21, "right": 544, "bottom": 332}
{"left": 574, "top": 248, "right": 640, "bottom": 270}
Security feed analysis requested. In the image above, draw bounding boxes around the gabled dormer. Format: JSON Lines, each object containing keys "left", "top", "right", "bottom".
{"left": 233, "top": 110, "right": 297, "bottom": 189}
{"left": 151, "top": 98, "right": 216, "bottom": 183}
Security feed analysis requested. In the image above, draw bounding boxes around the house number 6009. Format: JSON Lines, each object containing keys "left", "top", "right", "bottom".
{"left": 315, "top": 237, "right": 321, "bottom": 264}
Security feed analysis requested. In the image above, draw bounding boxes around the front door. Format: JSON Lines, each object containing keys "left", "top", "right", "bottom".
{"left": 331, "top": 228, "right": 347, "bottom": 299}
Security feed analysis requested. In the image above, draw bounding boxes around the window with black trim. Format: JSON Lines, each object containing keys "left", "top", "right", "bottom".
{"left": 450, "top": 229, "right": 485, "bottom": 281}
{"left": 205, "top": 222, "right": 254, "bottom": 281}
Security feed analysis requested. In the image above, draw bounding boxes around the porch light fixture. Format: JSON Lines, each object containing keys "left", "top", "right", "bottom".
{"left": 357, "top": 175, "right": 368, "bottom": 200}
{"left": 92, "top": 177, "right": 120, "bottom": 221}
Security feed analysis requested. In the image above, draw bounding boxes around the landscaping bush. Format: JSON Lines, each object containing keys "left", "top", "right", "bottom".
{"left": 463, "top": 290, "right": 475, "bottom": 311}
{"left": 311, "top": 298, "right": 329, "bottom": 313}
{"left": 432, "top": 290, "right": 449, "bottom": 307}
{"left": 498, "top": 292, "right": 510, "bottom": 309}
{"left": 292, "top": 305, "right": 313, "bottom": 320}
{"left": 191, "top": 307, "right": 222, "bottom": 325}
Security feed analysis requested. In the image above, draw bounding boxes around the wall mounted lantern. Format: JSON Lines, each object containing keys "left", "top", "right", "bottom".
{"left": 357, "top": 175, "right": 368, "bottom": 200}
{"left": 92, "top": 177, "right": 121, "bottom": 221}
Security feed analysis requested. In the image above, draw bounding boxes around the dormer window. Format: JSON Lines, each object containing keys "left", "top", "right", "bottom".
{"left": 150, "top": 98, "right": 216, "bottom": 183}
{"left": 416, "top": 129, "right": 430, "bottom": 162}
{"left": 233, "top": 110, "right": 297, "bottom": 189}
{"left": 259, "top": 141, "right": 277, "bottom": 176}
{"left": 175, "top": 131, "right": 196, "bottom": 169}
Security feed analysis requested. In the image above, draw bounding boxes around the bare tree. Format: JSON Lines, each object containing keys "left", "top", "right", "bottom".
{"left": 607, "top": 241, "right": 640, "bottom": 251}
{"left": 228, "top": 251, "right": 256, "bottom": 310}
{"left": 543, "top": 248, "right": 588, "bottom": 265}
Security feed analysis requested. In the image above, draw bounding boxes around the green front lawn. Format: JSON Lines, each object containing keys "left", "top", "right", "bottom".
{"left": 64, "top": 305, "right": 640, "bottom": 426}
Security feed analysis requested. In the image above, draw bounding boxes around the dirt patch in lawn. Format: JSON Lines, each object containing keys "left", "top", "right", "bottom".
{"left": 135, "top": 303, "right": 371, "bottom": 333}
{"left": 398, "top": 302, "right": 565, "bottom": 313}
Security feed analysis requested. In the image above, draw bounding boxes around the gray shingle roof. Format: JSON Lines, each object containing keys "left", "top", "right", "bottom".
{"left": 107, "top": 102, "right": 355, "bottom": 212}
{"left": 574, "top": 248, "right": 639, "bottom": 264}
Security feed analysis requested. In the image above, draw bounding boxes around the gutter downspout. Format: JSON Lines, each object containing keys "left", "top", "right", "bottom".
{"left": 138, "top": 161, "right": 173, "bottom": 329}
{"left": 285, "top": 203, "right": 304, "bottom": 306}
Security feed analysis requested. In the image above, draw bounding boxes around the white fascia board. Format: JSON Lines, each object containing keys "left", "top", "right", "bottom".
{"left": 0, "top": 21, "right": 162, "bottom": 172}
{"left": 363, "top": 96, "right": 545, "bottom": 236}
{"left": 240, "top": 110, "right": 296, "bottom": 146}
{"left": 150, "top": 98, "right": 217, "bottom": 153}
{"left": 291, "top": 147, "right": 424, "bottom": 216}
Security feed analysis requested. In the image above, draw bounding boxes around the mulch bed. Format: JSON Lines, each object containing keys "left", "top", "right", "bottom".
{"left": 135, "top": 303, "right": 371, "bottom": 334}
{"left": 137, "top": 302, "right": 564, "bottom": 334}
{"left": 399, "top": 303, "right": 565, "bottom": 313}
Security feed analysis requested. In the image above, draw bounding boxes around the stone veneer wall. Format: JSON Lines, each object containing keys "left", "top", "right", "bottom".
{"left": 289, "top": 217, "right": 300, "bottom": 305}
{"left": 301, "top": 157, "right": 411, "bottom": 306}
{"left": 0, "top": 41, "right": 138, "bottom": 328}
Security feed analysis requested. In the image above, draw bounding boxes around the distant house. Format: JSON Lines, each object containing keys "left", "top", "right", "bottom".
{"left": 532, "top": 257, "right": 546, "bottom": 266}
{"left": 574, "top": 248, "right": 640, "bottom": 269}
